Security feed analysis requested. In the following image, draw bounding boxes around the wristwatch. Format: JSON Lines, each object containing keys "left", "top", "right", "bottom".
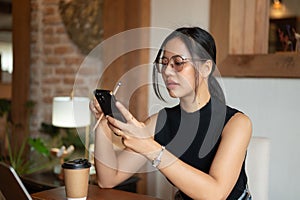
{"left": 152, "top": 146, "right": 165, "bottom": 168}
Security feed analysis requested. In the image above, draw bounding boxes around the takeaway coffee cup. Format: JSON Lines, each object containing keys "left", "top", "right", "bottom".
{"left": 62, "top": 158, "right": 91, "bottom": 200}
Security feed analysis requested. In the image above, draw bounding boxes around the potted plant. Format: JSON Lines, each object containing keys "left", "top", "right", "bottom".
{"left": 0, "top": 99, "right": 51, "bottom": 175}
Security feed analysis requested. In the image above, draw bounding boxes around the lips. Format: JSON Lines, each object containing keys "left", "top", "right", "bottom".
{"left": 166, "top": 80, "right": 179, "bottom": 89}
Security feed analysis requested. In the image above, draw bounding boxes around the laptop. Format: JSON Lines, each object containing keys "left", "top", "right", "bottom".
{"left": 0, "top": 162, "right": 32, "bottom": 200}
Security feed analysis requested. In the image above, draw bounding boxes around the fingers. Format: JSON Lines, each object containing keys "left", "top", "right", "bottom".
{"left": 121, "top": 137, "right": 126, "bottom": 146}
{"left": 115, "top": 101, "right": 136, "bottom": 123}
{"left": 92, "top": 113, "right": 104, "bottom": 132}
{"left": 114, "top": 128, "right": 123, "bottom": 137}
{"left": 93, "top": 97, "right": 102, "bottom": 112}
{"left": 106, "top": 101, "right": 139, "bottom": 140}
{"left": 90, "top": 98, "right": 103, "bottom": 119}
{"left": 106, "top": 115, "right": 123, "bottom": 131}
{"left": 107, "top": 123, "right": 128, "bottom": 139}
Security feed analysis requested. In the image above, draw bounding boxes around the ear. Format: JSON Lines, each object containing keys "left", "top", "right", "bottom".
{"left": 200, "top": 60, "right": 213, "bottom": 78}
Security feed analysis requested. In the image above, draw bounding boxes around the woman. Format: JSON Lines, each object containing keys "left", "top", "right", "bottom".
{"left": 90, "top": 27, "right": 252, "bottom": 199}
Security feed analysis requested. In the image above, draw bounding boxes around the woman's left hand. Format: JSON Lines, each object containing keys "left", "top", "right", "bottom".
{"left": 106, "top": 101, "right": 158, "bottom": 155}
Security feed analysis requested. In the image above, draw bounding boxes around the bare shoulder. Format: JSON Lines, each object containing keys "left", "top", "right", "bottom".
{"left": 222, "top": 112, "right": 252, "bottom": 141}
{"left": 227, "top": 112, "right": 252, "bottom": 129}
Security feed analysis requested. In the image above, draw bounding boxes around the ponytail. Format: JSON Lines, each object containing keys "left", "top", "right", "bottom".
{"left": 208, "top": 75, "right": 225, "bottom": 104}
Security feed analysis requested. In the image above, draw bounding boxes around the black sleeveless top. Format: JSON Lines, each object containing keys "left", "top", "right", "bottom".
{"left": 154, "top": 97, "right": 248, "bottom": 199}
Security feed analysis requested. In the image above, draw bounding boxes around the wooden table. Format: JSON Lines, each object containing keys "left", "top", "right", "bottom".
{"left": 22, "top": 170, "right": 139, "bottom": 194}
{"left": 31, "top": 184, "right": 162, "bottom": 200}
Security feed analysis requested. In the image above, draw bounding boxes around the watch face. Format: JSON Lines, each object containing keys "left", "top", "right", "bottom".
{"left": 152, "top": 159, "right": 161, "bottom": 167}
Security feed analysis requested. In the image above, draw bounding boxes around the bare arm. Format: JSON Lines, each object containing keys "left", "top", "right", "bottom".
{"left": 92, "top": 97, "right": 159, "bottom": 188}
{"left": 107, "top": 102, "right": 252, "bottom": 199}
{"left": 155, "top": 113, "right": 252, "bottom": 199}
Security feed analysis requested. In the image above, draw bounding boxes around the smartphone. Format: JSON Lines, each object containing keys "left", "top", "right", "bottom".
{"left": 93, "top": 89, "right": 127, "bottom": 123}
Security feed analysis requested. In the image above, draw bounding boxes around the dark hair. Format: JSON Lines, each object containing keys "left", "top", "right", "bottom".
{"left": 152, "top": 27, "right": 225, "bottom": 103}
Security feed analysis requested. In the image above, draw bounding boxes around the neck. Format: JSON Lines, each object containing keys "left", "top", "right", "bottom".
{"left": 179, "top": 82, "right": 211, "bottom": 113}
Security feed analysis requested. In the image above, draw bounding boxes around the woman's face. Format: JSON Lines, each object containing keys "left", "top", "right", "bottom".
{"left": 161, "top": 37, "right": 200, "bottom": 99}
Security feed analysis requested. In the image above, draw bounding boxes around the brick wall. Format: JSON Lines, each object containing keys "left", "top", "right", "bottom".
{"left": 30, "top": 0, "right": 100, "bottom": 133}
{"left": 29, "top": 0, "right": 149, "bottom": 136}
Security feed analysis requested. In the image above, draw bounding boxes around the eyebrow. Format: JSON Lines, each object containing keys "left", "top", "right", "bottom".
{"left": 161, "top": 55, "right": 188, "bottom": 59}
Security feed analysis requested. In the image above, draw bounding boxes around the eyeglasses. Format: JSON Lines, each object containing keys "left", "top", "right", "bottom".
{"left": 154, "top": 55, "right": 205, "bottom": 73}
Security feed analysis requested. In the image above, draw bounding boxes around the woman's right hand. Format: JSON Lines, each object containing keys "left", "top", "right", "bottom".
{"left": 89, "top": 97, "right": 104, "bottom": 120}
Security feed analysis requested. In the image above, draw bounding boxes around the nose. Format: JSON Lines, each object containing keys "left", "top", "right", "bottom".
{"left": 163, "top": 61, "right": 176, "bottom": 75}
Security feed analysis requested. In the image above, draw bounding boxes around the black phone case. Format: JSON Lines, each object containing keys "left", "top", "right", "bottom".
{"left": 93, "top": 89, "right": 126, "bottom": 123}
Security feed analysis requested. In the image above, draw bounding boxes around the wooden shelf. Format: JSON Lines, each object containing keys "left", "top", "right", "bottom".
{"left": 210, "top": 0, "right": 300, "bottom": 78}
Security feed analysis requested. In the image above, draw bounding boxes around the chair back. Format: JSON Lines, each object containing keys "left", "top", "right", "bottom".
{"left": 246, "top": 136, "right": 270, "bottom": 200}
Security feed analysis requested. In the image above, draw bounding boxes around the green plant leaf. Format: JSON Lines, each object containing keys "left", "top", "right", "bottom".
{"left": 28, "top": 138, "right": 50, "bottom": 157}
{"left": 1, "top": 100, "right": 53, "bottom": 175}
